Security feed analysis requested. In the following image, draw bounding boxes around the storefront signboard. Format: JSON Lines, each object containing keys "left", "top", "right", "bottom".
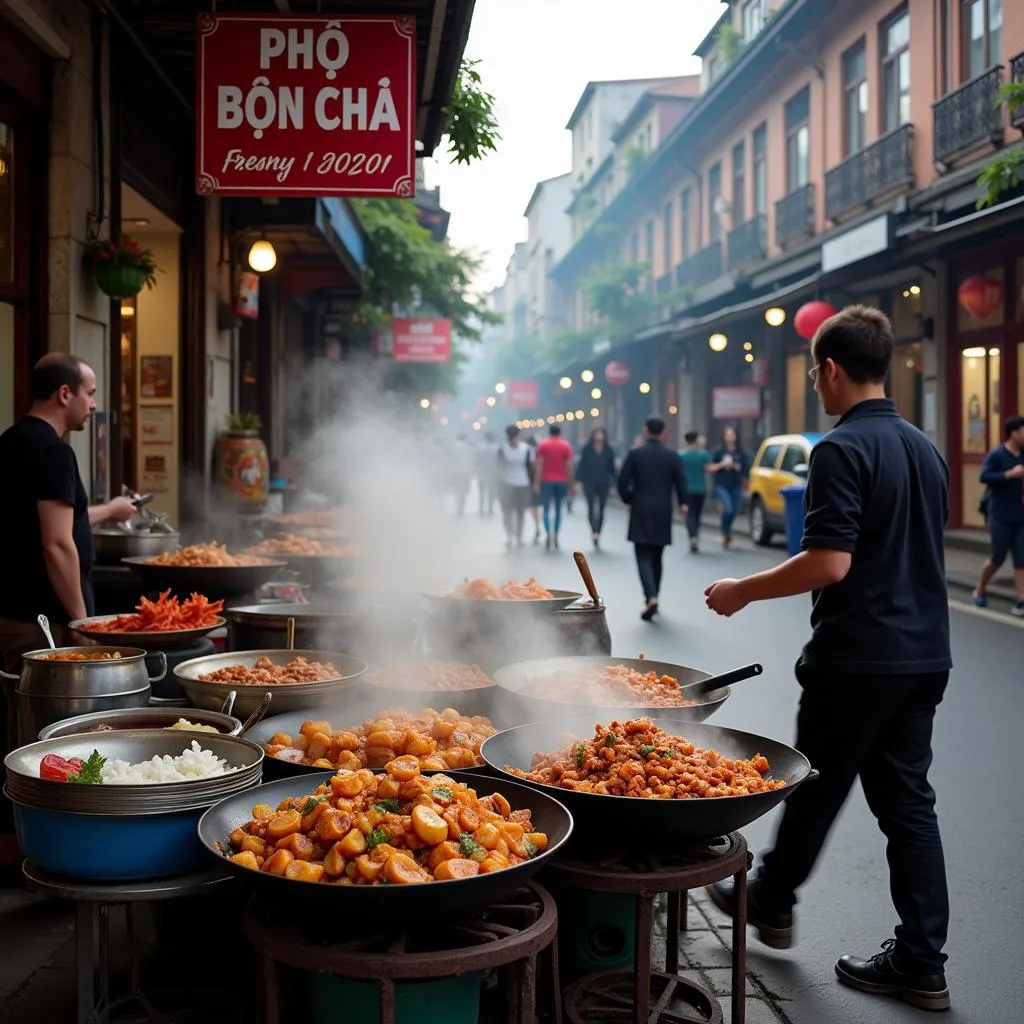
{"left": 392, "top": 318, "right": 452, "bottom": 363}
{"left": 821, "top": 213, "right": 893, "bottom": 274}
{"left": 196, "top": 14, "right": 416, "bottom": 198}
{"left": 712, "top": 385, "right": 761, "bottom": 420}
{"left": 507, "top": 381, "right": 539, "bottom": 409}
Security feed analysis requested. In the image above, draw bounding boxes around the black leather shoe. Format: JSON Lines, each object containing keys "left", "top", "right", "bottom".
{"left": 835, "top": 939, "right": 950, "bottom": 1011}
{"left": 705, "top": 877, "right": 794, "bottom": 949}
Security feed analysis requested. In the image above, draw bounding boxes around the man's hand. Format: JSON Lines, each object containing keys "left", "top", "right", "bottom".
{"left": 679, "top": 504, "right": 689, "bottom": 516}
{"left": 1006, "top": 464, "right": 1024, "bottom": 480}
{"left": 705, "top": 578, "right": 751, "bottom": 617}
{"left": 104, "top": 496, "right": 138, "bottom": 523}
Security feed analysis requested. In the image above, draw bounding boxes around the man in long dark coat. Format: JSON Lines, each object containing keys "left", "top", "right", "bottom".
{"left": 617, "top": 416, "right": 688, "bottom": 620}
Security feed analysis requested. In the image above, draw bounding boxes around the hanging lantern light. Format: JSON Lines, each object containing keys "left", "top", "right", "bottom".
{"left": 708, "top": 333, "right": 728, "bottom": 353}
{"left": 247, "top": 239, "right": 277, "bottom": 273}
{"left": 764, "top": 307, "right": 786, "bottom": 327}
{"left": 956, "top": 275, "right": 1003, "bottom": 322}
{"left": 794, "top": 301, "right": 838, "bottom": 341}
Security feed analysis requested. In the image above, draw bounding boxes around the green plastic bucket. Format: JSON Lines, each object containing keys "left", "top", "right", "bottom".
{"left": 309, "top": 971, "right": 483, "bottom": 1024}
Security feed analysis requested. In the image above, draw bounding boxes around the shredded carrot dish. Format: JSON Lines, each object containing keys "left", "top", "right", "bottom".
{"left": 87, "top": 590, "right": 224, "bottom": 633}
{"left": 145, "top": 543, "right": 270, "bottom": 567}
{"left": 448, "top": 577, "right": 556, "bottom": 600}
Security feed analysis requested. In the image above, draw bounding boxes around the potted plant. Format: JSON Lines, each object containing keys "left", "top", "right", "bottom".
{"left": 83, "top": 235, "right": 159, "bottom": 299}
{"left": 216, "top": 413, "right": 269, "bottom": 507}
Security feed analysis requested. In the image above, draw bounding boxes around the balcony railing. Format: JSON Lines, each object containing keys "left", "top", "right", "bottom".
{"left": 675, "top": 241, "right": 723, "bottom": 291}
{"left": 656, "top": 273, "right": 672, "bottom": 296}
{"left": 824, "top": 124, "right": 915, "bottom": 222}
{"left": 933, "top": 65, "right": 1004, "bottom": 166}
{"left": 726, "top": 215, "right": 767, "bottom": 268}
{"left": 775, "top": 184, "right": 815, "bottom": 248}
{"left": 1011, "top": 51, "right": 1024, "bottom": 130}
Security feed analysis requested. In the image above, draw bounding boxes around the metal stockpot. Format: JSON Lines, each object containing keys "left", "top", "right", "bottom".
{"left": 1, "top": 647, "right": 168, "bottom": 747}
{"left": 92, "top": 528, "right": 180, "bottom": 564}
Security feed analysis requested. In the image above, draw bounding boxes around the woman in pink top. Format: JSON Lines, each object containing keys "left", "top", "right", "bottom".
{"left": 534, "top": 425, "right": 575, "bottom": 549}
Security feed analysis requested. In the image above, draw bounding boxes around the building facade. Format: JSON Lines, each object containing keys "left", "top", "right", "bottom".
{"left": 539, "top": 0, "right": 1024, "bottom": 529}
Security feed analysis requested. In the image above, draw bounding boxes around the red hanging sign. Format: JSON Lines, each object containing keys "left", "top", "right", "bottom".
{"left": 195, "top": 14, "right": 416, "bottom": 198}
{"left": 392, "top": 318, "right": 452, "bottom": 363}
{"left": 507, "top": 381, "right": 539, "bottom": 409}
{"left": 604, "top": 361, "right": 630, "bottom": 386}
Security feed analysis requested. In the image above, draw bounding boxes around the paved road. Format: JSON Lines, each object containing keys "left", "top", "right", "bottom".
{"left": 448, "top": 499, "right": 1020, "bottom": 1024}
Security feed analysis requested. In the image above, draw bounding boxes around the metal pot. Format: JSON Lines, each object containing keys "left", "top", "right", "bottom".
{"left": 37, "top": 706, "right": 243, "bottom": 741}
{"left": 1, "top": 647, "right": 168, "bottom": 747}
{"left": 225, "top": 603, "right": 370, "bottom": 653}
{"left": 93, "top": 528, "right": 180, "bottom": 565}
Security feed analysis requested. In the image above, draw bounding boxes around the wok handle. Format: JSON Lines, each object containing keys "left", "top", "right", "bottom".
{"left": 573, "top": 551, "right": 600, "bottom": 604}
{"left": 148, "top": 651, "right": 168, "bottom": 684}
{"left": 0, "top": 669, "right": 18, "bottom": 681}
{"left": 148, "top": 696, "right": 189, "bottom": 707}
{"left": 806, "top": 768, "right": 820, "bottom": 783}
{"left": 685, "top": 662, "right": 763, "bottom": 696}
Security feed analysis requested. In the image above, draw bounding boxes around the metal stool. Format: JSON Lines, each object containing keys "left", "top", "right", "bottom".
{"left": 545, "top": 834, "right": 749, "bottom": 1024}
{"left": 23, "top": 861, "right": 235, "bottom": 1024}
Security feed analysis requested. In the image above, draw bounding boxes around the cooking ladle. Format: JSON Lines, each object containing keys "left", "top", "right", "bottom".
{"left": 680, "top": 662, "right": 763, "bottom": 698}
{"left": 238, "top": 692, "right": 273, "bottom": 737}
{"left": 220, "top": 690, "right": 238, "bottom": 718}
{"left": 572, "top": 551, "right": 600, "bottom": 606}
{"left": 37, "top": 614, "right": 56, "bottom": 650}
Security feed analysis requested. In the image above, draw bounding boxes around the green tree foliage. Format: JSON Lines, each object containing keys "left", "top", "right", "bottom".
{"left": 584, "top": 261, "right": 657, "bottom": 326}
{"left": 349, "top": 198, "right": 499, "bottom": 391}
{"left": 976, "top": 82, "right": 1024, "bottom": 209}
{"left": 717, "top": 22, "right": 742, "bottom": 64}
{"left": 442, "top": 59, "right": 501, "bottom": 166}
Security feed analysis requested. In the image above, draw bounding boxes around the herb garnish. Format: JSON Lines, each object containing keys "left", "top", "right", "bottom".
{"left": 458, "top": 833, "right": 487, "bottom": 862}
{"left": 373, "top": 799, "right": 403, "bottom": 814}
{"left": 524, "top": 838, "right": 539, "bottom": 858}
{"left": 431, "top": 786, "right": 453, "bottom": 802}
{"left": 604, "top": 732, "right": 618, "bottom": 748}
{"left": 366, "top": 828, "right": 389, "bottom": 849}
{"left": 660, "top": 749, "right": 674, "bottom": 758}
{"left": 67, "top": 750, "right": 105, "bottom": 785}
{"left": 301, "top": 796, "right": 326, "bottom": 814}
{"left": 639, "top": 745, "right": 657, "bottom": 756}
{"left": 575, "top": 743, "right": 586, "bottom": 768}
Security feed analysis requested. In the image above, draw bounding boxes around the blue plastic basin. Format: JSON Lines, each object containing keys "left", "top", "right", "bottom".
{"left": 13, "top": 803, "right": 208, "bottom": 881}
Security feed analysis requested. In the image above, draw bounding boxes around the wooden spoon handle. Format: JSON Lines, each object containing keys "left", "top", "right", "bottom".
{"left": 573, "top": 551, "right": 600, "bottom": 604}
{"left": 286, "top": 617, "right": 296, "bottom": 651}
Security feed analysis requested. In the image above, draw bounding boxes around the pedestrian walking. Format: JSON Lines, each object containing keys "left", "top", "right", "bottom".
{"left": 704, "top": 305, "right": 952, "bottom": 1012}
{"left": 577, "top": 427, "right": 617, "bottom": 550}
{"left": 534, "top": 424, "right": 575, "bottom": 550}
{"left": 617, "top": 416, "right": 688, "bottom": 621}
{"left": 708, "top": 425, "right": 748, "bottom": 548}
{"left": 678, "top": 431, "right": 711, "bottom": 553}
{"left": 497, "top": 425, "right": 534, "bottom": 549}
{"left": 476, "top": 431, "right": 499, "bottom": 516}
{"left": 524, "top": 434, "right": 543, "bottom": 545}
{"left": 971, "top": 414, "right": 1024, "bottom": 615}
{"left": 449, "top": 433, "right": 474, "bottom": 515}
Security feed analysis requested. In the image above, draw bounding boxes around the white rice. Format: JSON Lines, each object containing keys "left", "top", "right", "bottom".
{"left": 99, "top": 740, "right": 238, "bottom": 785}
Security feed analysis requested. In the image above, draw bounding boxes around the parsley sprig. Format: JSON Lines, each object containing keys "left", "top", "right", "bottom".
{"left": 67, "top": 750, "right": 105, "bottom": 785}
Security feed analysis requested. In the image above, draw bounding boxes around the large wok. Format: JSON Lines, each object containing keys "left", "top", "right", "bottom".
{"left": 481, "top": 718, "right": 816, "bottom": 842}
{"left": 198, "top": 770, "right": 573, "bottom": 915}
{"left": 122, "top": 557, "right": 288, "bottom": 599}
{"left": 246, "top": 706, "right": 504, "bottom": 780}
{"left": 422, "top": 588, "right": 583, "bottom": 615}
{"left": 493, "top": 657, "right": 763, "bottom": 723}
{"left": 241, "top": 549, "right": 358, "bottom": 585}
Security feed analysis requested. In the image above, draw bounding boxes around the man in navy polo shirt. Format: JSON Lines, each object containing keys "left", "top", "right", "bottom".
{"left": 704, "top": 305, "right": 952, "bottom": 1012}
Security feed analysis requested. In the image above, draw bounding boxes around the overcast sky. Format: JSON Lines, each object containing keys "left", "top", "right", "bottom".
{"left": 423, "top": 0, "right": 727, "bottom": 295}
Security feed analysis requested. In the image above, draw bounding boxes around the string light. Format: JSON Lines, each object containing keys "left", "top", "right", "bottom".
{"left": 744, "top": 353, "right": 754, "bottom": 363}
{"left": 743, "top": 342, "right": 753, "bottom": 351}
{"left": 486, "top": 396, "right": 496, "bottom": 407}
{"left": 591, "top": 387, "right": 602, "bottom": 399}
{"left": 575, "top": 409, "right": 584, "bottom": 418}
{"left": 668, "top": 405, "right": 678, "bottom": 415}
{"left": 419, "top": 398, "right": 430, "bottom": 409}
{"left": 590, "top": 408, "right": 600, "bottom": 417}
{"left": 709, "top": 333, "right": 728, "bottom": 352}
{"left": 494, "top": 382, "right": 506, "bottom": 394}
{"left": 764, "top": 307, "right": 786, "bottom": 327}
{"left": 638, "top": 382, "right": 651, "bottom": 394}
{"left": 559, "top": 376, "right": 572, "bottom": 389}
{"left": 566, "top": 412, "right": 576, "bottom": 421}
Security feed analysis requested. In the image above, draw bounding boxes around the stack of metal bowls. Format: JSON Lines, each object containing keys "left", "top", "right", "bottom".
{"left": 4, "top": 730, "right": 264, "bottom": 881}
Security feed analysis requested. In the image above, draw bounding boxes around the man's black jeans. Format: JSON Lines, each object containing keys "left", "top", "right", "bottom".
{"left": 758, "top": 660, "right": 950, "bottom": 972}
{"left": 634, "top": 544, "right": 664, "bottom": 601}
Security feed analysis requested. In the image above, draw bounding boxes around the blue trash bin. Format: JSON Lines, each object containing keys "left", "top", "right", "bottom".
{"left": 780, "top": 484, "right": 807, "bottom": 557}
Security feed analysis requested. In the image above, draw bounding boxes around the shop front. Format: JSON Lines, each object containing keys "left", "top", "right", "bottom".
{"left": 946, "top": 245, "right": 1024, "bottom": 528}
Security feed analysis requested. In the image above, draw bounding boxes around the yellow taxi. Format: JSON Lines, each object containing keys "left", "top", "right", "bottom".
{"left": 747, "top": 432, "right": 822, "bottom": 546}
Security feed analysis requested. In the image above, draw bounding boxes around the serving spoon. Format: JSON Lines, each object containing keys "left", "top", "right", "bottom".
{"left": 37, "top": 614, "right": 56, "bottom": 650}
{"left": 238, "top": 692, "right": 273, "bottom": 737}
{"left": 572, "top": 551, "right": 601, "bottom": 606}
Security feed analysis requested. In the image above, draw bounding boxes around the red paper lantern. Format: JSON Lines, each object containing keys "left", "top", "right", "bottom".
{"left": 794, "top": 301, "right": 838, "bottom": 341}
{"left": 957, "top": 275, "right": 1003, "bottom": 322}
{"left": 604, "top": 361, "right": 630, "bottom": 386}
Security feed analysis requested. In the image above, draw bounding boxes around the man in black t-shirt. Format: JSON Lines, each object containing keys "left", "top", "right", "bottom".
{"left": 704, "top": 307, "right": 952, "bottom": 1012}
{"left": 0, "top": 354, "right": 137, "bottom": 669}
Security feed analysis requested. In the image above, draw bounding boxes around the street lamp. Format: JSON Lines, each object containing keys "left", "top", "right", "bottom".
{"left": 709, "top": 333, "right": 728, "bottom": 352}
{"left": 638, "top": 382, "right": 651, "bottom": 394}
{"left": 764, "top": 307, "right": 786, "bottom": 327}
{"left": 580, "top": 369, "right": 595, "bottom": 383}
{"left": 248, "top": 239, "right": 277, "bottom": 273}
{"left": 559, "top": 376, "right": 573, "bottom": 389}
{"left": 590, "top": 387, "right": 602, "bottom": 399}
{"left": 494, "top": 382, "right": 507, "bottom": 394}
{"left": 419, "top": 398, "right": 430, "bottom": 409}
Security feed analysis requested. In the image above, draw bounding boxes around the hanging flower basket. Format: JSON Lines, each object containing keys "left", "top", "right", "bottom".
{"left": 83, "top": 235, "right": 159, "bottom": 299}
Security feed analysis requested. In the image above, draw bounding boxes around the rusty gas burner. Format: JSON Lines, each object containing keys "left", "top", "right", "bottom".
{"left": 245, "top": 882, "right": 561, "bottom": 1024}
{"left": 545, "top": 834, "right": 750, "bottom": 1024}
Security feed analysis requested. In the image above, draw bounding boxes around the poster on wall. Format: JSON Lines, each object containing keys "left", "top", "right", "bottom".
{"left": 91, "top": 412, "right": 108, "bottom": 501}
{"left": 141, "top": 452, "right": 170, "bottom": 492}
{"left": 140, "top": 356, "right": 173, "bottom": 399}
{"left": 712, "top": 386, "right": 762, "bottom": 420}
{"left": 139, "top": 405, "right": 174, "bottom": 446}
{"left": 195, "top": 14, "right": 416, "bottom": 198}
{"left": 391, "top": 318, "right": 452, "bottom": 363}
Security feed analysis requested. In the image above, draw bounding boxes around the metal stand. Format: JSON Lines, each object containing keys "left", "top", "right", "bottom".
{"left": 546, "top": 834, "right": 749, "bottom": 1024}
{"left": 23, "top": 861, "right": 235, "bottom": 1024}
{"left": 245, "top": 881, "right": 561, "bottom": 1024}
